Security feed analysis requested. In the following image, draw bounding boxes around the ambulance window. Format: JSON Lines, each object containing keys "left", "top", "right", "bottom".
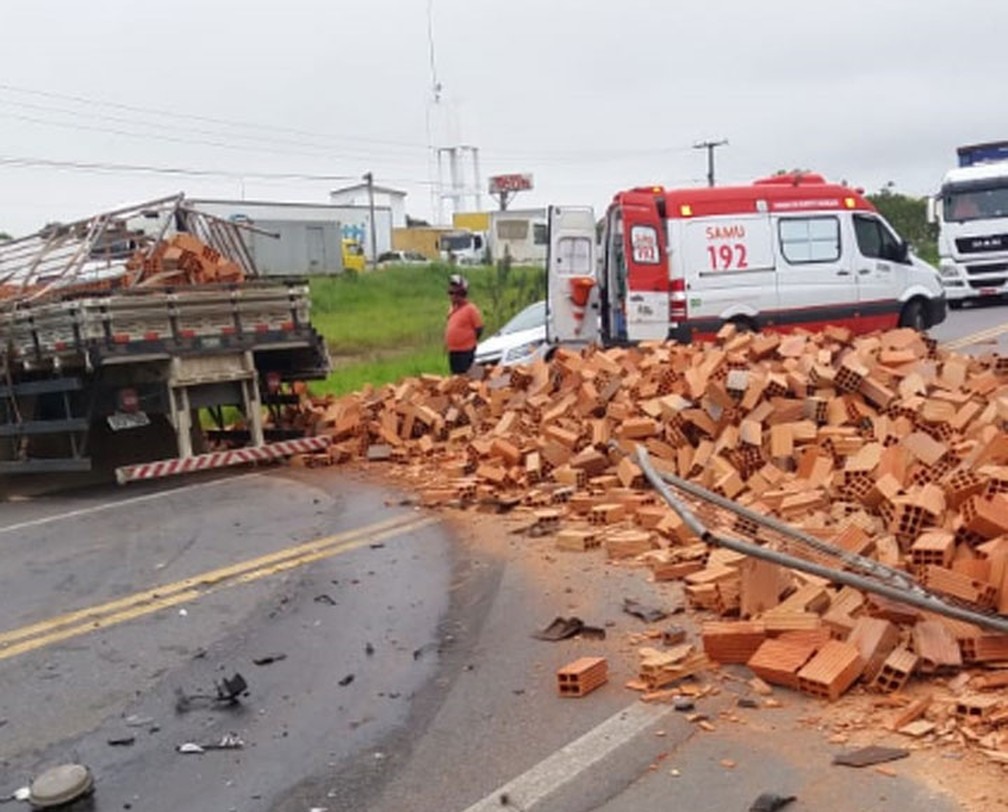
{"left": 778, "top": 217, "right": 840, "bottom": 264}
{"left": 630, "top": 225, "right": 660, "bottom": 264}
{"left": 854, "top": 215, "right": 907, "bottom": 263}
{"left": 555, "top": 236, "right": 592, "bottom": 276}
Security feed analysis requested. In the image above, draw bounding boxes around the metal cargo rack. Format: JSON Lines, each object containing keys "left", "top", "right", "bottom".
{"left": 0, "top": 196, "right": 330, "bottom": 478}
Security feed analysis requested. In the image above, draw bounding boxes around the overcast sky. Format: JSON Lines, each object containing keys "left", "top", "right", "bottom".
{"left": 0, "top": 0, "right": 1005, "bottom": 235}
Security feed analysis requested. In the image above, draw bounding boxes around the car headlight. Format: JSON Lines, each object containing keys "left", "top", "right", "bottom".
{"left": 502, "top": 340, "right": 545, "bottom": 365}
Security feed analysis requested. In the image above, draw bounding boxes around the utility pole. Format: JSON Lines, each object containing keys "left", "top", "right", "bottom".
{"left": 363, "top": 171, "right": 378, "bottom": 266}
{"left": 693, "top": 139, "right": 728, "bottom": 187}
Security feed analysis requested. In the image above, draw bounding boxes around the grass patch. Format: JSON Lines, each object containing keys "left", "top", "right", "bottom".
{"left": 308, "top": 262, "right": 545, "bottom": 395}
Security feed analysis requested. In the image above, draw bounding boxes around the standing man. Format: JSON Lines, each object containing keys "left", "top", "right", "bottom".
{"left": 444, "top": 273, "right": 484, "bottom": 375}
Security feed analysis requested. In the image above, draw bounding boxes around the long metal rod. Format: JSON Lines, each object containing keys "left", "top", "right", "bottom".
{"left": 634, "top": 446, "right": 1008, "bottom": 634}
{"left": 648, "top": 459, "right": 920, "bottom": 592}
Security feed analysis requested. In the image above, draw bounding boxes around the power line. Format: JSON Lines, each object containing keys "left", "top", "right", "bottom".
{"left": 0, "top": 82, "right": 430, "bottom": 152}
{"left": 0, "top": 153, "right": 445, "bottom": 189}
{"left": 0, "top": 155, "right": 355, "bottom": 182}
{"left": 0, "top": 82, "right": 701, "bottom": 165}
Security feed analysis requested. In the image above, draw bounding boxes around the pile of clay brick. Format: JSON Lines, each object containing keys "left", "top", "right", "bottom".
{"left": 124, "top": 233, "right": 244, "bottom": 287}
{"left": 289, "top": 325, "right": 1008, "bottom": 722}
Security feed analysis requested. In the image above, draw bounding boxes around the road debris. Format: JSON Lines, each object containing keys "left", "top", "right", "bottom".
{"left": 832, "top": 745, "right": 909, "bottom": 768}
{"left": 26, "top": 764, "right": 94, "bottom": 808}
{"left": 107, "top": 735, "right": 135, "bottom": 747}
{"left": 748, "top": 792, "right": 796, "bottom": 812}
{"left": 338, "top": 674, "right": 355, "bottom": 687}
{"left": 557, "top": 656, "right": 608, "bottom": 697}
{"left": 176, "top": 733, "right": 244, "bottom": 754}
{"left": 175, "top": 673, "right": 249, "bottom": 712}
{"left": 252, "top": 653, "right": 287, "bottom": 666}
{"left": 532, "top": 616, "right": 606, "bottom": 642}
{"left": 622, "top": 598, "right": 668, "bottom": 623}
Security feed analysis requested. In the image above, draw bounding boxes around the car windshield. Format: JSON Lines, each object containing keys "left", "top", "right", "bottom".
{"left": 499, "top": 301, "right": 545, "bottom": 335}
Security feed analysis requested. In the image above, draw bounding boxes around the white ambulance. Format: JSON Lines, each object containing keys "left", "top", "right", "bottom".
{"left": 546, "top": 173, "right": 946, "bottom": 348}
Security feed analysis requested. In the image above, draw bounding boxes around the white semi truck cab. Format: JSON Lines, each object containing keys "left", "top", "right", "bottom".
{"left": 930, "top": 141, "right": 1008, "bottom": 307}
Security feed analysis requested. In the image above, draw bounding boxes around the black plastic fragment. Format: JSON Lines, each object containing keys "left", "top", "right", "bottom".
{"left": 832, "top": 745, "right": 909, "bottom": 768}
{"left": 749, "top": 792, "right": 797, "bottom": 812}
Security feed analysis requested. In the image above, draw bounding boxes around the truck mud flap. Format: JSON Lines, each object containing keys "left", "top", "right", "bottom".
{"left": 114, "top": 436, "right": 330, "bottom": 484}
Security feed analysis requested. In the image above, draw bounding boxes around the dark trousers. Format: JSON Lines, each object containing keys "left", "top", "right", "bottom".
{"left": 448, "top": 349, "right": 475, "bottom": 375}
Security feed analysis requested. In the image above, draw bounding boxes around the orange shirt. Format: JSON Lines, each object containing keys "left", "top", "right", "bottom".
{"left": 445, "top": 300, "right": 483, "bottom": 351}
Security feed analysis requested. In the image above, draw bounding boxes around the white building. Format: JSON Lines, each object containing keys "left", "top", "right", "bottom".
{"left": 329, "top": 183, "right": 408, "bottom": 229}
{"left": 187, "top": 199, "right": 393, "bottom": 275}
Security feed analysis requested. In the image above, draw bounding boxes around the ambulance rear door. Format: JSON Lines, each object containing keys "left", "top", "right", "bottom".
{"left": 622, "top": 201, "right": 669, "bottom": 341}
{"left": 545, "top": 205, "right": 599, "bottom": 346}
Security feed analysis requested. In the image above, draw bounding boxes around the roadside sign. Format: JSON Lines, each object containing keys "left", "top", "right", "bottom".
{"left": 489, "top": 174, "right": 534, "bottom": 194}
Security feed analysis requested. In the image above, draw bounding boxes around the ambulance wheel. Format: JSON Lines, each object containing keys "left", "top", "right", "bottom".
{"left": 729, "top": 316, "right": 757, "bottom": 334}
{"left": 898, "top": 299, "right": 927, "bottom": 331}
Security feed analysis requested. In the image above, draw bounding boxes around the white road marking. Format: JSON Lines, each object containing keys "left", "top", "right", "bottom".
{"left": 461, "top": 701, "right": 673, "bottom": 812}
{"left": 0, "top": 472, "right": 262, "bottom": 535}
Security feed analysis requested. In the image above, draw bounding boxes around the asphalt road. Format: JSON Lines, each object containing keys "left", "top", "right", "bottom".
{"left": 0, "top": 304, "right": 1004, "bottom": 811}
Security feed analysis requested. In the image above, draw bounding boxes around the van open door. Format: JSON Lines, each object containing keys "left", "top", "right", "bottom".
{"left": 622, "top": 201, "right": 669, "bottom": 341}
{"left": 545, "top": 205, "right": 599, "bottom": 346}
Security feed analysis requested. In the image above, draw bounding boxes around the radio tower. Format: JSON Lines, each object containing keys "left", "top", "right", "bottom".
{"left": 425, "top": 0, "right": 444, "bottom": 224}
{"left": 425, "top": 0, "right": 482, "bottom": 225}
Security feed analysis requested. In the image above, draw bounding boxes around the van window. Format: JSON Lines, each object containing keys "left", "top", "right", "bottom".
{"left": 533, "top": 223, "right": 549, "bottom": 245}
{"left": 853, "top": 215, "right": 906, "bottom": 263}
{"left": 778, "top": 217, "right": 840, "bottom": 264}
{"left": 555, "top": 236, "right": 593, "bottom": 276}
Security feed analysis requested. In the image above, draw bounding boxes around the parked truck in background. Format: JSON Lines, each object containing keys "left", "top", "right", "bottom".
{"left": 0, "top": 195, "right": 331, "bottom": 484}
{"left": 439, "top": 229, "right": 489, "bottom": 265}
{"left": 928, "top": 141, "right": 1008, "bottom": 307}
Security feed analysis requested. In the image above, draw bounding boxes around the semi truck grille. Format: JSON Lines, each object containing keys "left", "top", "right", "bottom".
{"left": 965, "top": 262, "right": 1008, "bottom": 275}
{"left": 956, "top": 234, "right": 1008, "bottom": 253}
{"left": 968, "top": 278, "right": 1007, "bottom": 289}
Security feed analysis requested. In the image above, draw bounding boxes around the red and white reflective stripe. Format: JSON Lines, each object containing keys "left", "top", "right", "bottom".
{"left": 115, "top": 436, "right": 330, "bottom": 484}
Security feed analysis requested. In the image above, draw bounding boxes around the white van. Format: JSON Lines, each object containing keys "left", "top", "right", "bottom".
{"left": 546, "top": 173, "right": 946, "bottom": 348}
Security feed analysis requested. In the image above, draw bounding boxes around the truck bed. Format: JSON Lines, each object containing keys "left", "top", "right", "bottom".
{"left": 1, "top": 279, "right": 320, "bottom": 374}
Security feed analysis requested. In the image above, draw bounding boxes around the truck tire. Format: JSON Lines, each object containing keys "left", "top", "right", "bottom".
{"left": 898, "top": 299, "right": 927, "bottom": 331}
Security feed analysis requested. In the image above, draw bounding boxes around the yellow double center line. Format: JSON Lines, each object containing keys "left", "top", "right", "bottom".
{"left": 0, "top": 512, "right": 435, "bottom": 662}
{"left": 943, "top": 321, "right": 1008, "bottom": 352}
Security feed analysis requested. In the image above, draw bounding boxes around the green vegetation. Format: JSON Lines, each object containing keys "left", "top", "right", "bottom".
{"left": 309, "top": 262, "right": 544, "bottom": 396}
{"left": 867, "top": 188, "right": 939, "bottom": 266}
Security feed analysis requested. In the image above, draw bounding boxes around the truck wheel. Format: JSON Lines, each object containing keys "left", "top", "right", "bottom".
{"left": 898, "top": 299, "right": 927, "bottom": 331}
{"left": 948, "top": 301, "right": 963, "bottom": 311}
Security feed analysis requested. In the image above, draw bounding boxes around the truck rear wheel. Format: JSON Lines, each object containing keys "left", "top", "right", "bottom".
{"left": 898, "top": 299, "right": 927, "bottom": 331}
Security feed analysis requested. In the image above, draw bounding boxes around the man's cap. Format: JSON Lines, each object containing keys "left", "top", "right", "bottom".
{"left": 448, "top": 273, "right": 468, "bottom": 293}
